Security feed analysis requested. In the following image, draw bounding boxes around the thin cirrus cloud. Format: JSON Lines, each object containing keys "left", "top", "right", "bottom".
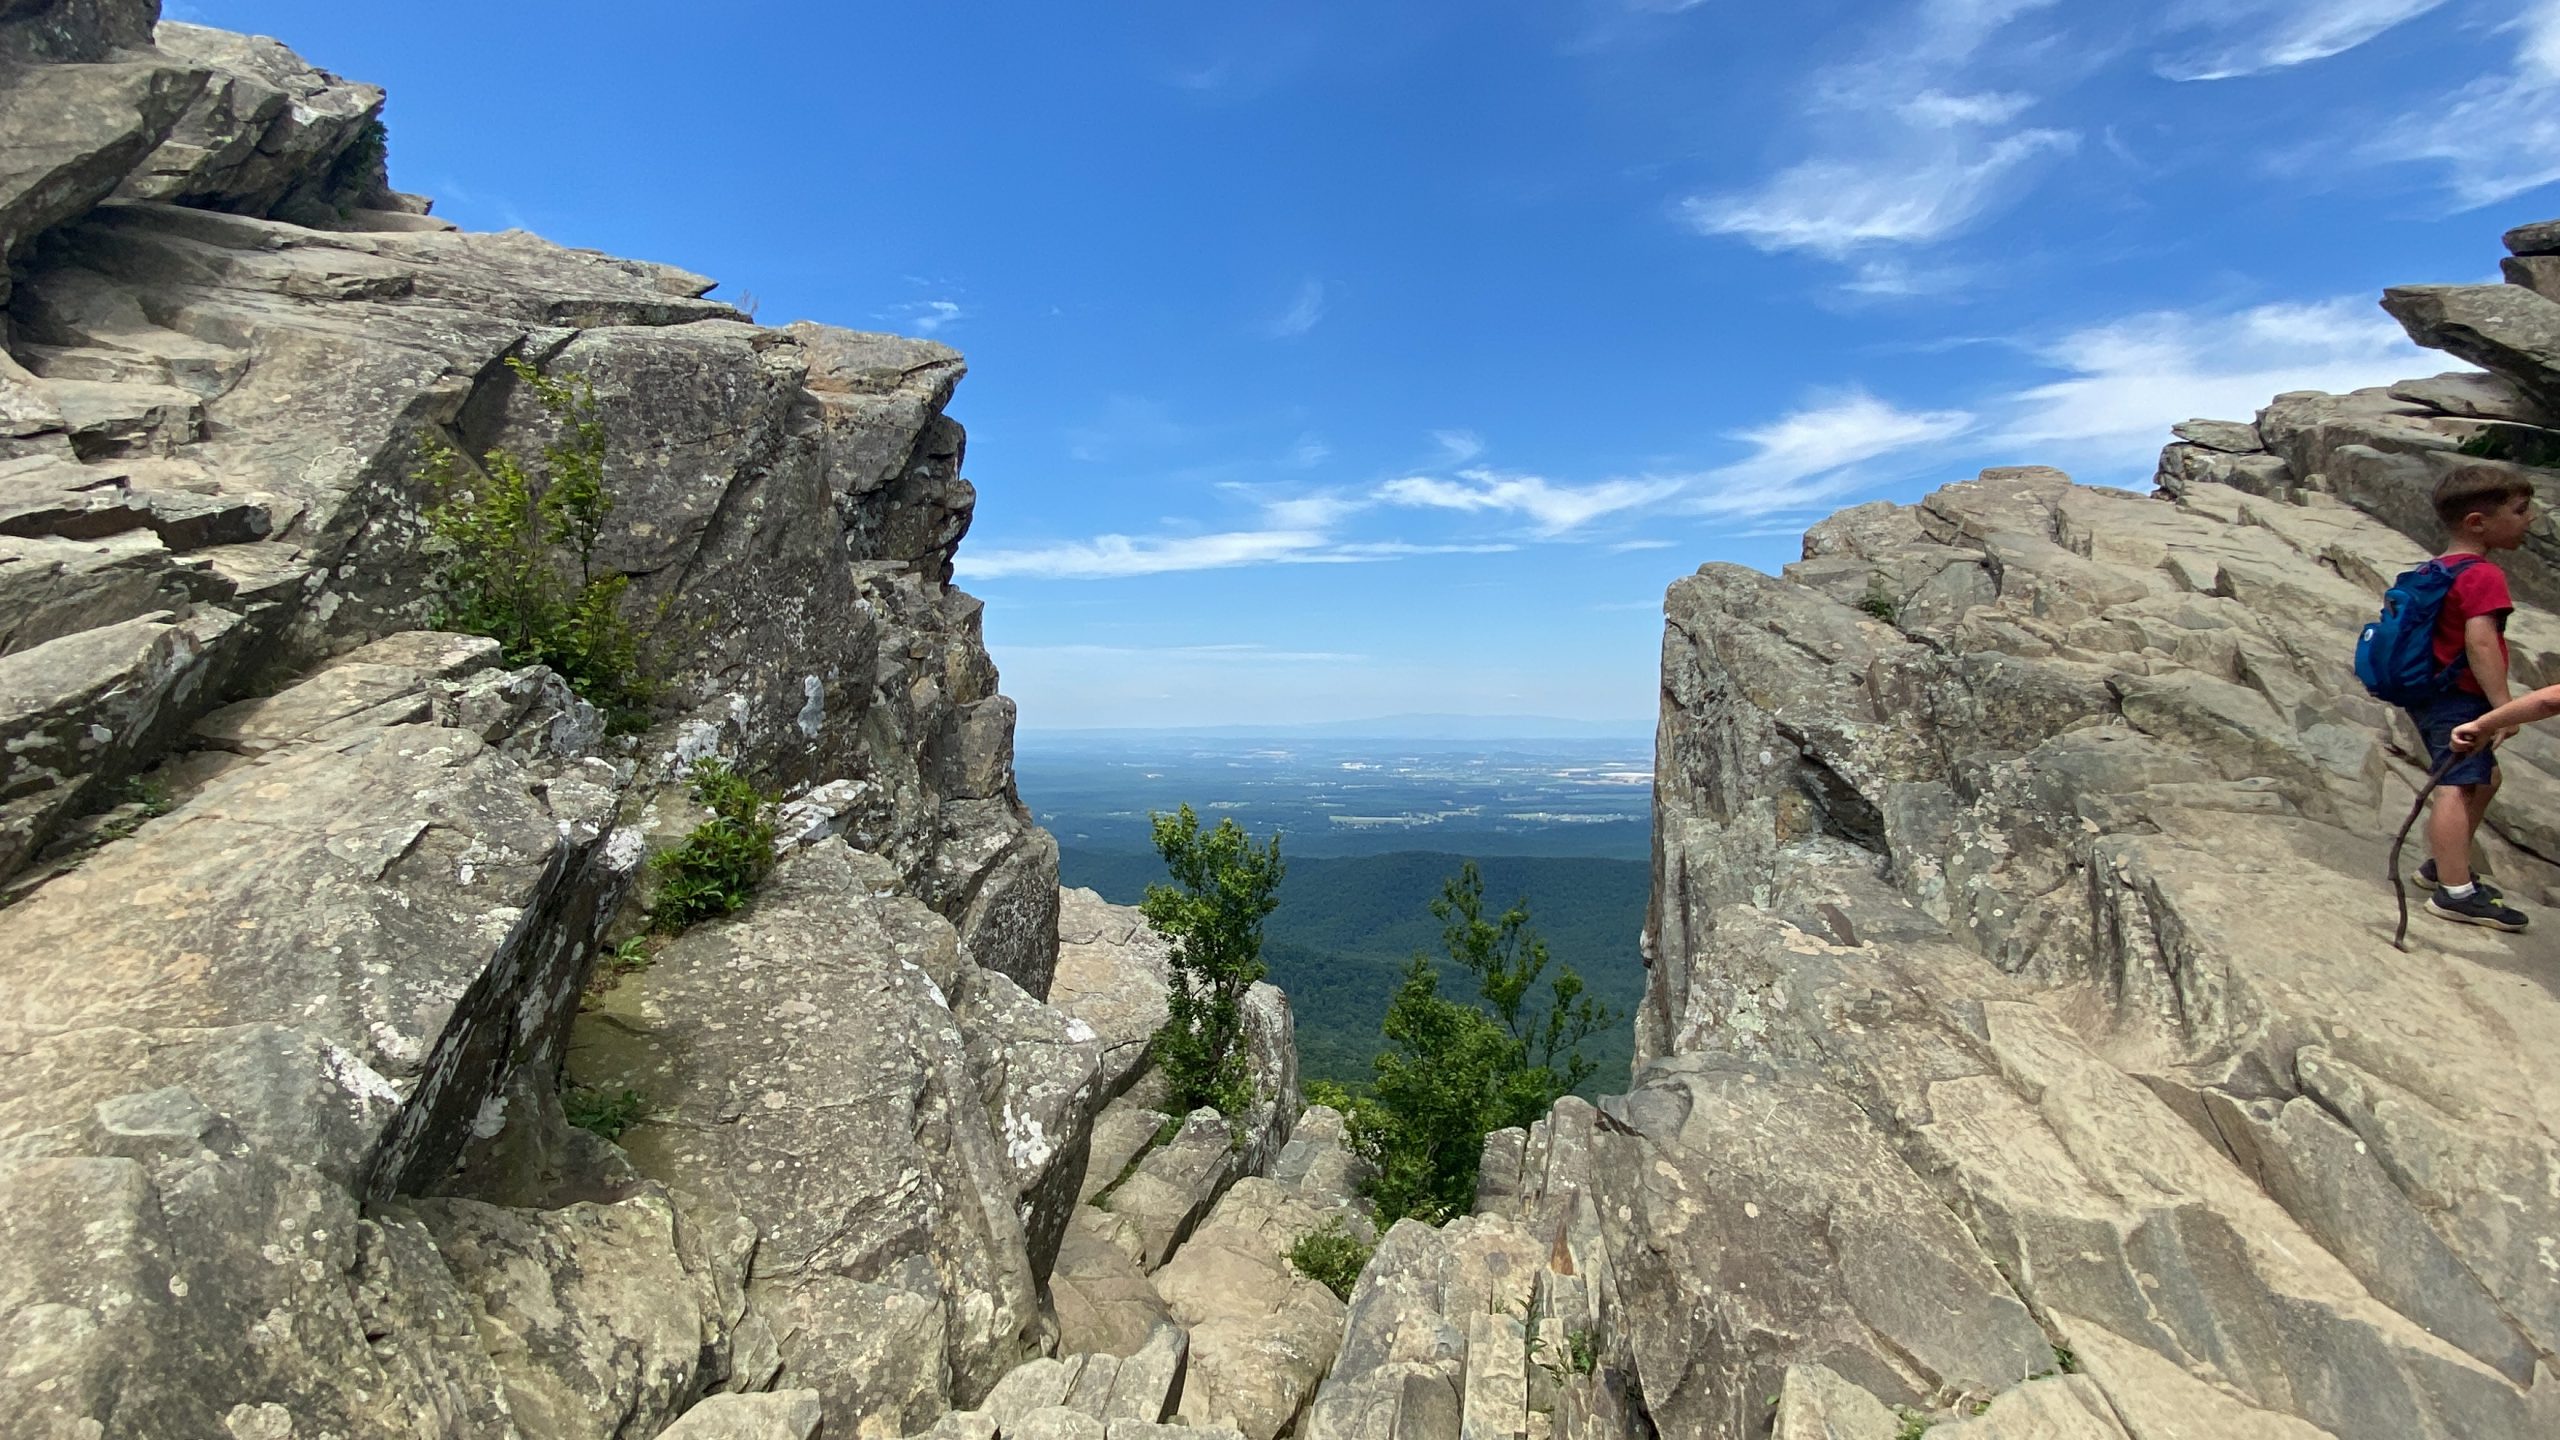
{"left": 1268, "top": 279, "right": 1329, "bottom": 338}
{"left": 1992, "top": 296, "right": 2436, "bottom": 463}
{"left": 2157, "top": 0, "right": 2449, "bottom": 81}
{"left": 1680, "top": 0, "right": 2075, "bottom": 268}
{"left": 2366, "top": 0, "right": 2560, "bottom": 207}
{"left": 960, "top": 529, "right": 1332, "bottom": 581}
{"left": 1687, "top": 390, "right": 1975, "bottom": 515}
{"left": 1377, "top": 470, "right": 1687, "bottom": 537}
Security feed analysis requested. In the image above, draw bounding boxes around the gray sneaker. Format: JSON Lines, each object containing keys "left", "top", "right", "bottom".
{"left": 2417, "top": 859, "right": 2503, "bottom": 904}
{"left": 2428, "top": 885, "right": 2530, "bottom": 932}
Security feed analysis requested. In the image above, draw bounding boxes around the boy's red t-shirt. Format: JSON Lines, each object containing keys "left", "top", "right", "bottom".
{"left": 2431, "top": 555, "right": 2514, "bottom": 696}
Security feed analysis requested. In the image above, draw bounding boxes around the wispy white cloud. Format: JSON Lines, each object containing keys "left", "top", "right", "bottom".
{"left": 1258, "top": 491, "right": 1369, "bottom": 529}
{"left": 2159, "top": 0, "right": 2447, "bottom": 81}
{"left": 1687, "top": 390, "right": 1976, "bottom": 514}
{"left": 1379, "top": 468, "right": 1685, "bottom": 536}
{"left": 1607, "top": 538, "right": 1679, "bottom": 552}
{"left": 1688, "top": 128, "right": 2075, "bottom": 257}
{"left": 1287, "top": 434, "right": 1331, "bottom": 468}
{"left": 2367, "top": 0, "right": 2560, "bottom": 207}
{"left": 1269, "top": 279, "right": 1329, "bottom": 338}
{"left": 1681, "top": 1, "right": 2076, "bottom": 265}
{"left": 1432, "top": 429, "right": 1486, "bottom": 463}
{"left": 893, "top": 299, "right": 964, "bottom": 335}
{"left": 961, "top": 529, "right": 1331, "bottom": 581}
{"left": 1993, "top": 296, "right": 2434, "bottom": 463}
{"left": 1004, "top": 642, "right": 1367, "bottom": 664}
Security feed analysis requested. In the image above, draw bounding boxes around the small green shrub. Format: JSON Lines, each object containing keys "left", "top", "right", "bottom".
{"left": 2052, "top": 1343, "right": 2078, "bottom": 1375}
{"left": 1285, "top": 1216, "right": 1374, "bottom": 1301}
{"left": 564, "top": 1084, "right": 648, "bottom": 1141}
{"left": 1566, "top": 1327, "right": 1600, "bottom": 1377}
{"left": 420, "top": 357, "right": 655, "bottom": 730}
{"left": 649, "top": 759, "right": 777, "bottom": 933}
{"left": 2457, "top": 425, "right": 2560, "bottom": 468}
{"left": 1895, "top": 1411, "right": 1936, "bottom": 1440}
{"left": 1143, "top": 804, "right": 1285, "bottom": 1118}
{"left": 1856, "top": 573, "right": 1902, "bottom": 624}
{"left": 585, "top": 935, "right": 660, "bottom": 1003}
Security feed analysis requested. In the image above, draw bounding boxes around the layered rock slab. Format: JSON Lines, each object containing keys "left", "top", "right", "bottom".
{"left": 1622, "top": 466, "right": 2560, "bottom": 1437}
{"left": 575, "top": 839, "right": 1044, "bottom": 1428}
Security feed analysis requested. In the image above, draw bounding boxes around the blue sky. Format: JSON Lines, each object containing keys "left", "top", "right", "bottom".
{"left": 190, "top": 1, "right": 2560, "bottom": 730}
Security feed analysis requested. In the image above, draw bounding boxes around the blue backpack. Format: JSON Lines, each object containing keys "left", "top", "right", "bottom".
{"left": 2355, "top": 556, "right": 2481, "bottom": 704}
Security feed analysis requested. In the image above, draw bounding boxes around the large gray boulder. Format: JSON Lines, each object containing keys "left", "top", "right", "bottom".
{"left": 1619, "top": 463, "right": 2560, "bottom": 1437}
{"left": 572, "top": 840, "right": 1044, "bottom": 1425}
{"left": 2382, "top": 283, "right": 2560, "bottom": 414}
{"left": 0, "top": 634, "right": 637, "bottom": 1437}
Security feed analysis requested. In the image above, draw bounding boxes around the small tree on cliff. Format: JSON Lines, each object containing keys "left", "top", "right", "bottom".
{"left": 1143, "top": 805, "right": 1285, "bottom": 1117}
{"left": 1349, "top": 861, "right": 1613, "bottom": 1222}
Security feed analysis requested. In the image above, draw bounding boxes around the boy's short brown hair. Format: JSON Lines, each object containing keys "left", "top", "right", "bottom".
{"left": 2432, "top": 462, "right": 2537, "bottom": 529}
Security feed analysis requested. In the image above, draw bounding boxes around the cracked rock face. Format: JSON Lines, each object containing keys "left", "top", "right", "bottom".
{"left": 0, "top": 7, "right": 1080, "bottom": 1437}
{"left": 1594, "top": 458, "right": 2560, "bottom": 1437}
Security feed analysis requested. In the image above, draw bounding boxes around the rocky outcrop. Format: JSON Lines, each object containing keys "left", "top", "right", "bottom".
{"left": 0, "top": 6, "right": 1156, "bottom": 1438}
{"left": 1511, "top": 212, "right": 2560, "bottom": 1438}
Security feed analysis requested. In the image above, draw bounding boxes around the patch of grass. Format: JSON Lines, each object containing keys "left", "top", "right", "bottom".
{"left": 1285, "top": 1216, "right": 1374, "bottom": 1301}
{"left": 564, "top": 1084, "right": 648, "bottom": 1141}
{"left": 584, "top": 935, "right": 660, "bottom": 1003}
{"left": 1566, "top": 1327, "right": 1600, "bottom": 1377}
{"left": 649, "top": 759, "right": 778, "bottom": 933}
{"left": 420, "top": 356, "right": 657, "bottom": 732}
{"left": 2052, "top": 1343, "right": 2078, "bottom": 1375}
{"left": 1895, "top": 1411, "right": 1936, "bottom": 1440}
{"left": 1856, "top": 572, "right": 1902, "bottom": 624}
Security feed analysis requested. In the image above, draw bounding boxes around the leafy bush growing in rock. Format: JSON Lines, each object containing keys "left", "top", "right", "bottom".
{"left": 564, "top": 1084, "right": 648, "bottom": 1141}
{"left": 419, "top": 356, "right": 654, "bottom": 729}
{"left": 649, "top": 759, "right": 778, "bottom": 933}
{"left": 2458, "top": 424, "right": 2560, "bottom": 469}
{"left": 1143, "top": 804, "right": 1285, "bottom": 1117}
{"left": 1285, "top": 1215, "right": 1373, "bottom": 1301}
{"left": 1342, "top": 862, "right": 1613, "bottom": 1223}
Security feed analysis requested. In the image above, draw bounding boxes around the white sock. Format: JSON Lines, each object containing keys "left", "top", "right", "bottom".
{"left": 2445, "top": 881, "right": 2479, "bottom": 900}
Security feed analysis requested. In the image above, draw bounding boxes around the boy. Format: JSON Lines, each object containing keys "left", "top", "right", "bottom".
{"left": 2409, "top": 466, "right": 2537, "bottom": 931}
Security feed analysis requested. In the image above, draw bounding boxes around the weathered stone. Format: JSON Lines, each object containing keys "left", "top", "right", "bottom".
{"left": 2388, "top": 369, "right": 2552, "bottom": 423}
{"left": 0, "top": 59, "right": 205, "bottom": 290}
{"left": 412, "top": 1192, "right": 718, "bottom": 1440}
{"left": 1054, "top": 1207, "right": 1178, "bottom": 1358}
{"left": 2171, "top": 417, "right": 2263, "bottom": 452}
{"left": 1016, "top": 1411, "right": 1110, "bottom": 1440}
{"left": 1106, "top": 1322, "right": 1191, "bottom": 1423}
{"left": 0, "top": 604, "right": 239, "bottom": 875}
{"left": 1459, "top": 1312, "right": 1527, "bottom": 1440}
{"left": 955, "top": 965, "right": 1103, "bottom": 1279}
{"left": 2503, "top": 217, "right": 2560, "bottom": 256}
{"left": 1154, "top": 1178, "right": 1346, "bottom": 1440}
{"left": 654, "top": 1391, "right": 825, "bottom": 1440}
{"left": 983, "top": 1357, "right": 1083, "bottom": 1432}
{"left": 1052, "top": 886, "right": 1175, "bottom": 1099}
{"left": 1770, "top": 1364, "right": 1899, "bottom": 1440}
{"left": 2383, "top": 283, "right": 2560, "bottom": 414}
{"left": 2509, "top": 253, "right": 2560, "bottom": 304}
{"left": 120, "top": 23, "right": 385, "bottom": 222}
{"left": 573, "top": 841, "right": 1041, "bottom": 1423}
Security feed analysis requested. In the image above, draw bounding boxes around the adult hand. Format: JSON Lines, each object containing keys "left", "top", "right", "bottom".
{"left": 2451, "top": 719, "right": 2488, "bottom": 752}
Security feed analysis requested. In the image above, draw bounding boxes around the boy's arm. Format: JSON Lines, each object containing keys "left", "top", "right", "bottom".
{"left": 2451, "top": 683, "right": 2560, "bottom": 750}
{"left": 2466, "top": 614, "right": 2513, "bottom": 708}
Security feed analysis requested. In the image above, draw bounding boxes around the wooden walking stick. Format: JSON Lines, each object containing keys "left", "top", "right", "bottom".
{"left": 2390, "top": 749, "right": 2470, "bottom": 951}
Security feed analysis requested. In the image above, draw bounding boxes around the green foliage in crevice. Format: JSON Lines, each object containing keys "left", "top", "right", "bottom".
{"left": 419, "top": 356, "right": 655, "bottom": 730}
{"left": 649, "top": 759, "right": 778, "bottom": 934}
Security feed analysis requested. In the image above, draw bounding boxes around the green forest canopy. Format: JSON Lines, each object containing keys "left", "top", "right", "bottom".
{"left": 1061, "top": 847, "right": 1649, "bottom": 1092}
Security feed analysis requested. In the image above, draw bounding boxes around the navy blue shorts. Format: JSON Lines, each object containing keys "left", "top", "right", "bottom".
{"left": 2410, "top": 691, "right": 2500, "bottom": 788}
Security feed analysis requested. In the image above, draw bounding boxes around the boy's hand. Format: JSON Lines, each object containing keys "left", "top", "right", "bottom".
{"left": 2451, "top": 720, "right": 2488, "bottom": 752}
